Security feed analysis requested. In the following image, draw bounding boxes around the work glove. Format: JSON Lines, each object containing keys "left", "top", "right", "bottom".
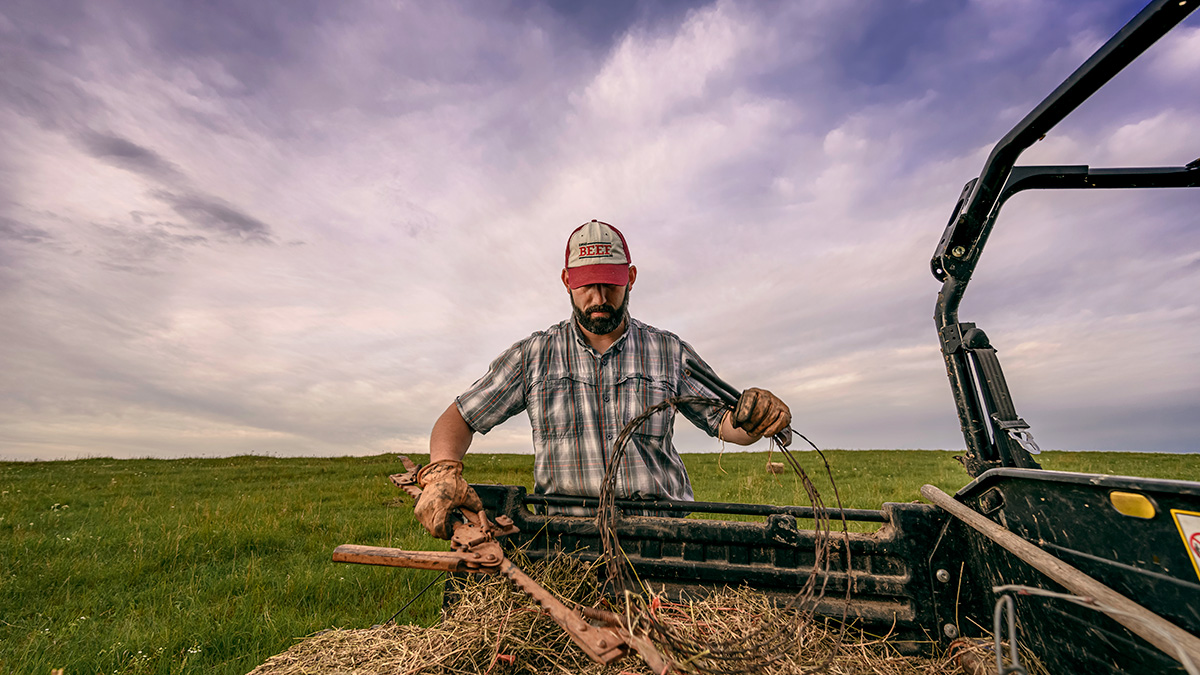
{"left": 733, "top": 388, "right": 792, "bottom": 441}
{"left": 414, "top": 459, "right": 485, "bottom": 539}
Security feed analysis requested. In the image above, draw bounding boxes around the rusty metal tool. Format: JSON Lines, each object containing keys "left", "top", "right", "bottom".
{"left": 332, "top": 456, "right": 672, "bottom": 671}
{"left": 683, "top": 355, "right": 794, "bottom": 448}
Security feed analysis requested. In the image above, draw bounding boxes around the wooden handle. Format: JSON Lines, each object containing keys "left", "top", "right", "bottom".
{"left": 332, "top": 544, "right": 471, "bottom": 573}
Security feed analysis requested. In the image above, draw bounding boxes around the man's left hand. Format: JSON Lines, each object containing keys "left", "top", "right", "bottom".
{"left": 733, "top": 388, "right": 791, "bottom": 439}
{"left": 414, "top": 460, "right": 485, "bottom": 539}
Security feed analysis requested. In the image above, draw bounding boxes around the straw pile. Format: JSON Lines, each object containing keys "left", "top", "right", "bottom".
{"left": 248, "top": 551, "right": 1029, "bottom": 675}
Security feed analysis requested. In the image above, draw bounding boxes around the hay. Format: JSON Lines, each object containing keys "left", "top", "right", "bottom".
{"left": 248, "top": 552, "right": 990, "bottom": 675}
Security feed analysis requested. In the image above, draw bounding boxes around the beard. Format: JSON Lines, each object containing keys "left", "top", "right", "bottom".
{"left": 572, "top": 291, "right": 630, "bottom": 336}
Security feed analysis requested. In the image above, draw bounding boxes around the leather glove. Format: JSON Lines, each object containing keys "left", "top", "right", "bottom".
{"left": 413, "top": 460, "right": 484, "bottom": 539}
{"left": 732, "top": 388, "right": 792, "bottom": 440}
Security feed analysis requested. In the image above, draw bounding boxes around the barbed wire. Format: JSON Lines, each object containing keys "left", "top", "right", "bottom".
{"left": 596, "top": 395, "right": 852, "bottom": 674}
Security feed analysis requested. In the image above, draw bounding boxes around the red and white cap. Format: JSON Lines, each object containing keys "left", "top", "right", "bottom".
{"left": 564, "top": 220, "right": 631, "bottom": 289}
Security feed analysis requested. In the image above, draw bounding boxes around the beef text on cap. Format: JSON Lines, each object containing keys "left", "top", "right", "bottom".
{"left": 564, "top": 220, "right": 631, "bottom": 289}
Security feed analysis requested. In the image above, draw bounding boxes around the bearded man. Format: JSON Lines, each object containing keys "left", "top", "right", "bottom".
{"left": 414, "top": 220, "right": 791, "bottom": 538}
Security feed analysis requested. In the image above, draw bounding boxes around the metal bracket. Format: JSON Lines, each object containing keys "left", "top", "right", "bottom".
{"left": 991, "top": 416, "right": 1041, "bottom": 455}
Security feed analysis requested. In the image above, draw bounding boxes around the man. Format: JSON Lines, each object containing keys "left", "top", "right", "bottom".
{"left": 415, "top": 220, "right": 791, "bottom": 538}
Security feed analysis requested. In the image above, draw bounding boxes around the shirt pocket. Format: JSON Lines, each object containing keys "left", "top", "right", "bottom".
{"left": 618, "top": 374, "right": 674, "bottom": 440}
{"left": 528, "top": 375, "right": 589, "bottom": 440}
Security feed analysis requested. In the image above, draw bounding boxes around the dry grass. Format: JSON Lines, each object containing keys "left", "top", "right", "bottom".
{"left": 247, "top": 552, "right": 1023, "bottom": 675}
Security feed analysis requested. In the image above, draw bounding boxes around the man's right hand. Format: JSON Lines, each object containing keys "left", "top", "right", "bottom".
{"left": 413, "top": 460, "right": 485, "bottom": 539}
{"left": 732, "top": 387, "right": 791, "bottom": 440}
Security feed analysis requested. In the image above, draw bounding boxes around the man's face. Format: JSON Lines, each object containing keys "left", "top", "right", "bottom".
{"left": 569, "top": 283, "right": 629, "bottom": 336}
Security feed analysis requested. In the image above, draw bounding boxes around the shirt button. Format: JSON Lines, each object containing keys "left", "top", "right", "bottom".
{"left": 607, "top": 433, "right": 613, "bottom": 440}
{"left": 603, "top": 394, "right": 610, "bottom": 402}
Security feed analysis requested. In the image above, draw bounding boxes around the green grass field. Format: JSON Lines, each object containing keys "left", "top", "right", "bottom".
{"left": 1, "top": 450, "right": 1195, "bottom": 674}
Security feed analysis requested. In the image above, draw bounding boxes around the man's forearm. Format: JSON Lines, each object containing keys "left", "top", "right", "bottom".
{"left": 430, "top": 402, "right": 475, "bottom": 463}
{"left": 718, "top": 411, "right": 760, "bottom": 446}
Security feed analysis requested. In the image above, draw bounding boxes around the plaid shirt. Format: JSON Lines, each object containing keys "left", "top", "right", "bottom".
{"left": 456, "top": 317, "right": 727, "bottom": 512}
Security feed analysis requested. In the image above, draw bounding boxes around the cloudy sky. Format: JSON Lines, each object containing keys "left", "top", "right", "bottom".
{"left": 2, "top": 0, "right": 1198, "bottom": 461}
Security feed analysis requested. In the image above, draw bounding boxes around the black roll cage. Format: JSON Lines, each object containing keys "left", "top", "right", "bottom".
{"left": 929, "top": 0, "right": 1200, "bottom": 476}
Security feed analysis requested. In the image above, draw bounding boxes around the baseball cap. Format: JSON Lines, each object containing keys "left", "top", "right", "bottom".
{"left": 564, "top": 220, "right": 631, "bottom": 289}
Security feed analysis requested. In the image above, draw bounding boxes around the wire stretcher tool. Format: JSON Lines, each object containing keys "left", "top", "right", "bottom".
{"left": 332, "top": 456, "right": 672, "bottom": 670}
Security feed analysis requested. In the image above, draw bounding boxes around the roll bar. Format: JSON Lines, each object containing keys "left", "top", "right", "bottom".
{"left": 929, "top": 0, "right": 1199, "bottom": 476}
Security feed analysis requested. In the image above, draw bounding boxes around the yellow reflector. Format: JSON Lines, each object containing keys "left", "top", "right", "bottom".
{"left": 1109, "top": 491, "right": 1156, "bottom": 519}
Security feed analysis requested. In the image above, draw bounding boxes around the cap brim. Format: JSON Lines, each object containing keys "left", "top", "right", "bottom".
{"left": 567, "top": 264, "right": 629, "bottom": 289}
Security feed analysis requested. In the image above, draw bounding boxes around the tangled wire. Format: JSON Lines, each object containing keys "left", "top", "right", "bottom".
{"left": 596, "top": 396, "right": 852, "bottom": 674}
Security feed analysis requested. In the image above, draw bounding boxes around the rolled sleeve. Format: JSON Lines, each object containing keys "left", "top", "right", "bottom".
{"left": 456, "top": 343, "right": 527, "bottom": 434}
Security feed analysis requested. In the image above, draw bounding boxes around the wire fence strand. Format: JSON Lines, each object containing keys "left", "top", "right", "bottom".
{"left": 595, "top": 395, "right": 852, "bottom": 674}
